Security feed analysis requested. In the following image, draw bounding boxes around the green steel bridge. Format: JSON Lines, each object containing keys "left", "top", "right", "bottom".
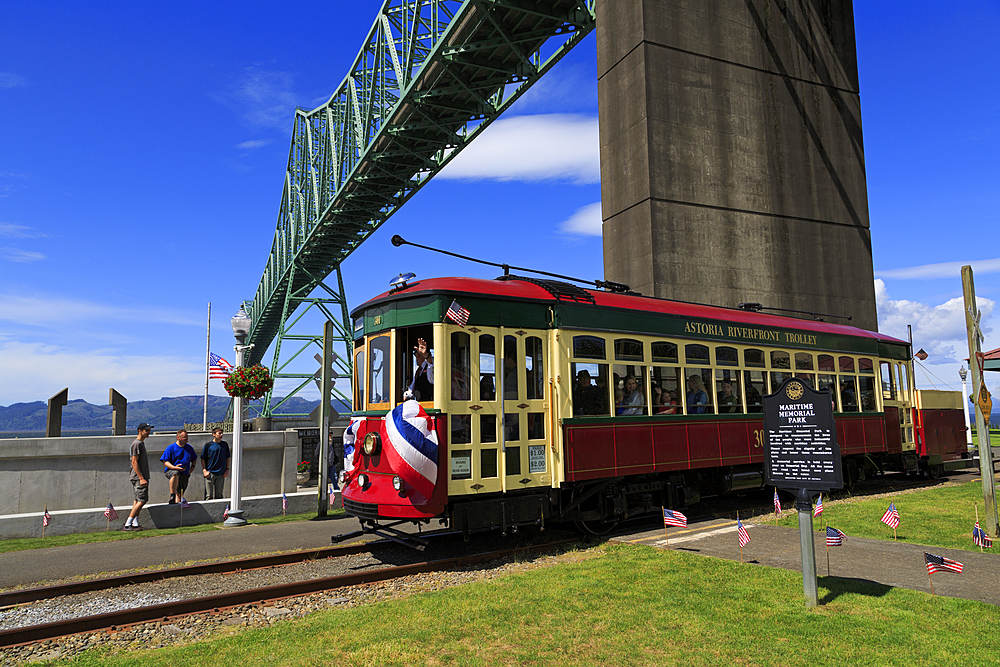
{"left": 243, "top": 0, "right": 596, "bottom": 416}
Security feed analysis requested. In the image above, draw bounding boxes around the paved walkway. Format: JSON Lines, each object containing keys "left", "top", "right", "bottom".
{"left": 612, "top": 519, "right": 1000, "bottom": 606}
{"left": 0, "top": 516, "right": 361, "bottom": 589}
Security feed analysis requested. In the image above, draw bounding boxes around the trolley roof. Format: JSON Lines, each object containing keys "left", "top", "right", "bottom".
{"left": 352, "top": 276, "right": 908, "bottom": 357}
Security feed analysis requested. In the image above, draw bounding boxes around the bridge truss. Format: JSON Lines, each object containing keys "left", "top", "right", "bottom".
{"left": 244, "top": 0, "right": 597, "bottom": 416}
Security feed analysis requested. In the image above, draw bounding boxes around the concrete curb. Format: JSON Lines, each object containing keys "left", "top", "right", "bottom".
{"left": 0, "top": 490, "right": 339, "bottom": 538}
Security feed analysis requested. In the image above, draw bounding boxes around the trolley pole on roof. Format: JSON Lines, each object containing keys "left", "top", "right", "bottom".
{"left": 962, "top": 266, "right": 998, "bottom": 536}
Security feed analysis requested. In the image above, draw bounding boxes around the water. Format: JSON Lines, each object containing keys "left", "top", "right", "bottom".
{"left": 0, "top": 429, "right": 116, "bottom": 439}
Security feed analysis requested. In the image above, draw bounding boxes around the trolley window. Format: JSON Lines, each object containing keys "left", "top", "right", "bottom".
{"left": 614, "top": 367, "right": 647, "bottom": 416}
{"left": 525, "top": 336, "right": 544, "bottom": 400}
{"left": 368, "top": 335, "right": 390, "bottom": 406}
{"left": 502, "top": 335, "right": 518, "bottom": 399}
{"left": 795, "top": 353, "right": 814, "bottom": 371}
{"left": 771, "top": 350, "right": 791, "bottom": 370}
{"left": 614, "top": 338, "right": 644, "bottom": 362}
{"left": 652, "top": 341, "right": 678, "bottom": 364}
{"left": 479, "top": 334, "right": 496, "bottom": 401}
{"left": 744, "top": 370, "right": 765, "bottom": 413}
{"left": 651, "top": 367, "right": 682, "bottom": 414}
{"left": 744, "top": 348, "right": 766, "bottom": 368}
{"left": 839, "top": 356, "right": 855, "bottom": 373}
{"left": 840, "top": 376, "right": 859, "bottom": 411}
{"left": 716, "top": 346, "right": 738, "bottom": 367}
{"left": 715, "top": 370, "right": 742, "bottom": 414}
{"left": 451, "top": 332, "right": 471, "bottom": 401}
{"left": 880, "top": 361, "right": 896, "bottom": 401}
{"left": 354, "top": 342, "right": 365, "bottom": 410}
{"left": 573, "top": 335, "right": 606, "bottom": 359}
{"left": 684, "top": 370, "right": 713, "bottom": 414}
{"left": 818, "top": 354, "right": 835, "bottom": 372}
{"left": 572, "top": 362, "right": 610, "bottom": 416}
{"left": 859, "top": 375, "right": 877, "bottom": 411}
{"left": 685, "top": 344, "right": 710, "bottom": 365}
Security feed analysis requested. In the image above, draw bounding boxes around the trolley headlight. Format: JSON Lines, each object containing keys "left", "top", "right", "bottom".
{"left": 357, "top": 473, "right": 369, "bottom": 488}
{"left": 392, "top": 475, "right": 403, "bottom": 491}
{"left": 363, "top": 431, "right": 381, "bottom": 456}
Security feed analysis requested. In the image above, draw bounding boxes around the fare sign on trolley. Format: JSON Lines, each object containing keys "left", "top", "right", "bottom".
{"left": 763, "top": 378, "right": 843, "bottom": 492}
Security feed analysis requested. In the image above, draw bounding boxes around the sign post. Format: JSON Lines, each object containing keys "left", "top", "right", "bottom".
{"left": 763, "top": 378, "right": 843, "bottom": 607}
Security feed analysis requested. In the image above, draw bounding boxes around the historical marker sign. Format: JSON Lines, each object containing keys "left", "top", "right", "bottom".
{"left": 763, "top": 378, "right": 843, "bottom": 492}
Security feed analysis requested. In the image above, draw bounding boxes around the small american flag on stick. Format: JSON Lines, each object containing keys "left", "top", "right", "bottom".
{"left": 826, "top": 526, "right": 846, "bottom": 547}
{"left": 104, "top": 502, "right": 119, "bottom": 521}
{"left": 925, "top": 552, "right": 963, "bottom": 574}
{"left": 282, "top": 492, "right": 288, "bottom": 513}
{"left": 773, "top": 489, "right": 781, "bottom": 516}
{"left": 662, "top": 509, "right": 687, "bottom": 527}
{"left": 813, "top": 494, "right": 823, "bottom": 517}
{"left": 209, "top": 352, "right": 234, "bottom": 379}
{"left": 974, "top": 521, "right": 993, "bottom": 548}
{"left": 881, "top": 502, "right": 900, "bottom": 529}
{"left": 223, "top": 504, "right": 230, "bottom": 520}
{"left": 445, "top": 300, "right": 470, "bottom": 327}
{"left": 737, "top": 519, "right": 750, "bottom": 547}
{"left": 42, "top": 507, "right": 51, "bottom": 528}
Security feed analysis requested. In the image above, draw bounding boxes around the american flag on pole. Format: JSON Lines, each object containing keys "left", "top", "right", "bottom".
{"left": 42, "top": 507, "right": 51, "bottom": 528}
{"left": 223, "top": 504, "right": 230, "bottom": 520}
{"left": 737, "top": 519, "right": 750, "bottom": 547}
{"left": 663, "top": 509, "right": 687, "bottom": 527}
{"left": 444, "top": 300, "right": 470, "bottom": 327}
{"left": 813, "top": 494, "right": 823, "bottom": 517}
{"left": 974, "top": 521, "right": 993, "bottom": 548}
{"left": 773, "top": 489, "right": 781, "bottom": 516}
{"left": 104, "top": 502, "right": 119, "bottom": 521}
{"left": 282, "top": 492, "right": 288, "bottom": 512}
{"left": 180, "top": 497, "right": 191, "bottom": 509}
{"left": 209, "top": 352, "right": 234, "bottom": 379}
{"left": 925, "top": 552, "right": 963, "bottom": 574}
{"left": 826, "top": 526, "right": 846, "bottom": 547}
{"left": 881, "top": 502, "right": 900, "bottom": 529}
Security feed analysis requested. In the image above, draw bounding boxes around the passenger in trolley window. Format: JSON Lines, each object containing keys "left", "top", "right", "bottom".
{"left": 407, "top": 337, "right": 433, "bottom": 401}
{"left": 686, "top": 375, "right": 709, "bottom": 414}
{"left": 572, "top": 369, "right": 603, "bottom": 416}
{"left": 619, "top": 375, "right": 645, "bottom": 415}
{"left": 717, "top": 381, "right": 739, "bottom": 413}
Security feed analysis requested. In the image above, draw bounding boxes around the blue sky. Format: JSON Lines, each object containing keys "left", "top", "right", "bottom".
{"left": 1, "top": 1, "right": 997, "bottom": 408}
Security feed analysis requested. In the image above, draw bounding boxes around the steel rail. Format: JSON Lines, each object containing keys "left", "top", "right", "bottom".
{"left": 0, "top": 542, "right": 384, "bottom": 609}
{"left": 0, "top": 538, "right": 576, "bottom": 648}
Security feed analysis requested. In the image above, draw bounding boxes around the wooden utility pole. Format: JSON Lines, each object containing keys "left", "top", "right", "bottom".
{"left": 963, "top": 265, "right": 998, "bottom": 536}
{"left": 317, "top": 320, "right": 334, "bottom": 517}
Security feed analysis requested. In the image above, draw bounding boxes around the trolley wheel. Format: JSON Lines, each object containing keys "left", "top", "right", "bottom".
{"left": 574, "top": 519, "right": 620, "bottom": 536}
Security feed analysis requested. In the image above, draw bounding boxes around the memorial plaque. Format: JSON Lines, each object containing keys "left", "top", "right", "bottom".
{"left": 763, "top": 378, "right": 842, "bottom": 491}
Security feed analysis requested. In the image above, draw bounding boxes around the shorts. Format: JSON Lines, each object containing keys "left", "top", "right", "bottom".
{"left": 132, "top": 479, "right": 149, "bottom": 503}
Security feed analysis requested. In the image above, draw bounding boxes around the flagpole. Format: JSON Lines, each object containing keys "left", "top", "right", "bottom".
{"left": 927, "top": 567, "right": 935, "bottom": 596}
{"left": 662, "top": 506, "right": 668, "bottom": 545}
{"left": 204, "top": 302, "right": 211, "bottom": 431}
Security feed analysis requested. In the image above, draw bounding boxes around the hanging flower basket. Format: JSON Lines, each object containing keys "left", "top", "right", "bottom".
{"left": 224, "top": 364, "right": 274, "bottom": 400}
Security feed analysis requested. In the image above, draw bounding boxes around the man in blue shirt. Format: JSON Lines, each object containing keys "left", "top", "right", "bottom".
{"left": 200, "top": 427, "right": 231, "bottom": 500}
{"left": 160, "top": 429, "right": 196, "bottom": 504}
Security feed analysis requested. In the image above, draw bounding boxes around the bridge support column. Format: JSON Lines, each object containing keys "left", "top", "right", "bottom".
{"left": 597, "top": 0, "right": 877, "bottom": 329}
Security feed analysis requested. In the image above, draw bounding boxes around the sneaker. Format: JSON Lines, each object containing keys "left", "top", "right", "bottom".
{"left": 120, "top": 524, "right": 132, "bottom": 531}
{"left": 129, "top": 524, "right": 145, "bottom": 531}
{"left": 168, "top": 494, "right": 176, "bottom": 504}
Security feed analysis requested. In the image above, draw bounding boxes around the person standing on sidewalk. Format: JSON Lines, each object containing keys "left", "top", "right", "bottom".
{"left": 124, "top": 423, "right": 152, "bottom": 531}
{"left": 160, "top": 429, "right": 196, "bottom": 503}
{"left": 200, "top": 427, "right": 231, "bottom": 500}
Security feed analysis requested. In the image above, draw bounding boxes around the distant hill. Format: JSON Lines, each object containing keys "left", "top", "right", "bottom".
{"left": 0, "top": 395, "right": 346, "bottom": 432}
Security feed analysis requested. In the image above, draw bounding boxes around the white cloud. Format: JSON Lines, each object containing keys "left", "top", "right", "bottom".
{"left": 0, "top": 294, "right": 202, "bottom": 327}
{"left": 439, "top": 114, "right": 599, "bottom": 183}
{"left": 236, "top": 139, "right": 271, "bottom": 150}
{"left": 0, "top": 247, "right": 44, "bottom": 262}
{"left": 875, "top": 257, "right": 1000, "bottom": 280}
{"left": 0, "top": 223, "right": 46, "bottom": 238}
{"left": 875, "top": 279, "right": 996, "bottom": 389}
{"left": 0, "top": 73, "right": 27, "bottom": 88}
{"left": 0, "top": 339, "right": 205, "bottom": 405}
{"left": 227, "top": 67, "right": 299, "bottom": 131}
{"left": 558, "top": 202, "right": 602, "bottom": 236}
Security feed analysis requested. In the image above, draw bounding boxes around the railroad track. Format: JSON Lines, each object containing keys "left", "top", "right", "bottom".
{"left": 0, "top": 537, "right": 576, "bottom": 648}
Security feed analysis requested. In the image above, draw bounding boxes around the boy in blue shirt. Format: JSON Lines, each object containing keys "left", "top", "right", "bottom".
{"left": 160, "top": 429, "right": 197, "bottom": 504}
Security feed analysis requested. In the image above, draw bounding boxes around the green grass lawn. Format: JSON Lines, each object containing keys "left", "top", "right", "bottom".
{"left": 772, "top": 478, "right": 1000, "bottom": 551}
{"left": 972, "top": 428, "right": 1000, "bottom": 447}
{"left": 52, "top": 543, "right": 1000, "bottom": 667}
{"left": 0, "top": 510, "right": 342, "bottom": 554}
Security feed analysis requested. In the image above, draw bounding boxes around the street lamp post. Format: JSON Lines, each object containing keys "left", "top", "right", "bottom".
{"left": 224, "top": 307, "right": 253, "bottom": 527}
{"left": 959, "top": 366, "right": 973, "bottom": 449}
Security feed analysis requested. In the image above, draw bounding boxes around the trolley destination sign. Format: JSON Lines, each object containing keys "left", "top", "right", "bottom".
{"left": 763, "top": 378, "right": 843, "bottom": 492}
